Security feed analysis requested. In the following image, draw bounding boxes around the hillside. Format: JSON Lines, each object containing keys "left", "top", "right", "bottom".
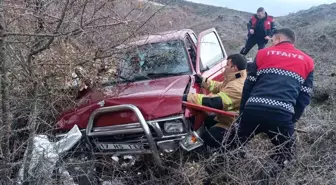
{"left": 1, "top": 0, "right": 336, "bottom": 184}
{"left": 134, "top": 0, "right": 253, "bottom": 54}
{"left": 141, "top": 0, "right": 336, "bottom": 102}
{"left": 279, "top": 4, "right": 336, "bottom": 91}
{"left": 143, "top": 0, "right": 336, "bottom": 102}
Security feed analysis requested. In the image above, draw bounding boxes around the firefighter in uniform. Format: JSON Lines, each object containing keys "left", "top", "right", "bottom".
{"left": 183, "top": 54, "right": 247, "bottom": 148}
{"left": 240, "top": 7, "right": 276, "bottom": 56}
{"left": 228, "top": 28, "right": 314, "bottom": 177}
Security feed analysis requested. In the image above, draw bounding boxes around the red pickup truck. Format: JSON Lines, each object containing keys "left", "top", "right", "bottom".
{"left": 55, "top": 28, "right": 233, "bottom": 166}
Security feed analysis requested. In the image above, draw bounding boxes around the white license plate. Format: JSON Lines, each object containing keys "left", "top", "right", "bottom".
{"left": 97, "top": 143, "right": 145, "bottom": 150}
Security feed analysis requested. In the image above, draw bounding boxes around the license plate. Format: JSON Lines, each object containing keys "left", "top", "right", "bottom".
{"left": 97, "top": 143, "right": 145, "bottom": 150}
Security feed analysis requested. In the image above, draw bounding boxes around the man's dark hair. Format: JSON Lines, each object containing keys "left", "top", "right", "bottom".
{"left": 274, "top": 28, "right": 296, "bottom": 43}
{"left": 257, "top": 7, "right": 265, "bottom": 13}
{"left": 227, "top": 54, "right": 247, "bottom": 70}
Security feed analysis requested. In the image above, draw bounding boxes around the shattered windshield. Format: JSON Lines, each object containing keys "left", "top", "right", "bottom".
{"left": 111, "top": 40, "right": 192, "bottom": 83}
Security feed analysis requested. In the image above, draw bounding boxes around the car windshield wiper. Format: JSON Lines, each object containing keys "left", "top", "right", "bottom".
{"left": 131, "top": 74, "right": 152, "bottom": 81}
{"left": 102, "top": 74, "right": 150, "bottom": 86}
{"left": 146, "top": 71, "right": 189, "bottom": 78}
{"left": 101, "top": 75, "right": 133, "bottom": 86}
{"left": 102, "top": 72, "right": 185, "bottom": 86}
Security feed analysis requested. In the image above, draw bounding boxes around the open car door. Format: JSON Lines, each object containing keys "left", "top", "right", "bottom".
{"left": 195, "top": 28, "right": 228, "bottom": 86}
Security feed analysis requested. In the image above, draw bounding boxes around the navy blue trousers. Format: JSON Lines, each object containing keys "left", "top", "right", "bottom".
{"left": 226, "top": 109, "right": 295, "bottom": 168}
{"left": 240, "top": 36, "right": 268, "bottom": 56}
{"left": 201, "top": 115, "right": 229, "bottom": 148}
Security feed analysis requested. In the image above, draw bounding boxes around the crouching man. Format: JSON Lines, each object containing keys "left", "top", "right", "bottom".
{"left": 227, "top": 28, "right": 315, "bottom": 177}
{"left": 182, "top": 54, "right": 247, "bottom": 148}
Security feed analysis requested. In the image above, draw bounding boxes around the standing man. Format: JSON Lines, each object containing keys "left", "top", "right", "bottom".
{"left": 182, "top": 54, "right": 247, "bottom": 148}
{"left": 240, "top": 7, "right": 276, "bottom": 56}
{"left": 229, "top": 28, "right": 314, "bottom": 176}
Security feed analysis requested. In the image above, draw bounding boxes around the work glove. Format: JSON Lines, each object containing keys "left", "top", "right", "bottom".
{"left": 194, "top": 74, "right": 203, "bottom": 86}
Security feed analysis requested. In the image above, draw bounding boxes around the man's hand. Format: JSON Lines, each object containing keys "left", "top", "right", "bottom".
{"left": 264, "top": 36, "right": 271, "bottom": 40}
{"left": 194, "top": 74, "right": 203, "bottom": 85}
{"left": 249, "top": 29, "right": 254, "bottom": 34}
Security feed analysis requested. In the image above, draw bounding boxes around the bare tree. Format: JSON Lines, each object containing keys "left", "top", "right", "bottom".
{"left": 0, "top": 0, "right": 173, "bottom": 183}
{"left": 0, "top": 0, "right": 12, "bottom": 183}
{"left": 0, "top": 0, "right": 10, "bottom": 157}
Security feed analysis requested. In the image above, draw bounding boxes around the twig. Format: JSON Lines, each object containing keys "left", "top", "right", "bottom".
{"left": 80, "top": 0, "right": 89, "bottom": 29}
{"left": 27, "top": 0, "right": 70, "bottom": 59}
{"left": 95, "top": 2, "right": 171, "bottom": 60}
{"left": 5, "top": 32, "right": 61, "bottom": 37}
{"left": 294, "top": 128, "right": 308, "bottom": 133}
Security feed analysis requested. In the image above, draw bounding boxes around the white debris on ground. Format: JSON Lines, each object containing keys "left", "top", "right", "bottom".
{"left": 112, "top": 155, "right": 120, "bottom": 162}
{"left": 111, "top": 154, "right": 139, "bottom": 171}
{"left": 121, "top": 155, "right": 137, "bottom": 168}
{"left": 100, "top": 178, "right": 125, "bottom": 185}
{"left": 59, "top": 167, "right": 77, "bottom": 185}
{"left": 16, "top": 125, "right": 82, "bottom": 184}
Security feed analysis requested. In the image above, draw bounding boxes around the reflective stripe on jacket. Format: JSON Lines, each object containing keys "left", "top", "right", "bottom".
{"left": 240, "top": 42, "right": 314, "bottom": 123}
{"left": 187, "top": 70, "right": 247, "bottom": 129}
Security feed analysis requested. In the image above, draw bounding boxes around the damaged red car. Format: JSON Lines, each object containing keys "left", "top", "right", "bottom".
{"left": 55, "top": 28, "right": 232, "bottom": 165}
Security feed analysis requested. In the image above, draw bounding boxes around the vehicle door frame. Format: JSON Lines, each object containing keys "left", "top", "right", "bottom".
{"left": 195, "top": 28, "right": 228, "bottom": 82}
{"left": 183, "top": 33, "right": 198, "bottom": 73}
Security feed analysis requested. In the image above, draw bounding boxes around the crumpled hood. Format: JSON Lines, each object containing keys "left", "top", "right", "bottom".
{"left": 57, "top": 75, "right": 191, "bottom": 130}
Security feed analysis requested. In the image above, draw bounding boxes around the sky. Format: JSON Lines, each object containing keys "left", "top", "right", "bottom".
{"left": 188, "top": 0, "right": 336, "bottom": 16}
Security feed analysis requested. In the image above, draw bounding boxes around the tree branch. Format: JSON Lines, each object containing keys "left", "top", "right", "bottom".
{"left": 0, "top": 0, "right": 12, "bottom": 181}
{"left": 27, "top": 0, "right": 70, "bottom": 60}
{"left": 80, "top": 0, "right": 89, "bottom": 29}
{"left": 95, "top": 3, "right": 169, "bottom": 60}
{"left": 4, "top": 32, "right": 60, "bottom": 37}
{"left": 5, "top": 19, "right": 130, "bottom": 38}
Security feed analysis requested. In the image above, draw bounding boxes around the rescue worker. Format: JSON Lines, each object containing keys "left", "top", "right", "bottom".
{"left": 228, "top": 28, "right": 314, "bottom": 177}
{"left": 182, "top": 54, "right": 247, "bottom": 148}
{"left": 240, "top": 7, "right": 276, "bottom": 56}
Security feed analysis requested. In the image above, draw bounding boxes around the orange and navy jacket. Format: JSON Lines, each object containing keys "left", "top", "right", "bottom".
{"left": 247, "top": 12, "right": 276, "bottom": 38}
{"left": 240, "top": 41, "right": 314, "bottom": 123}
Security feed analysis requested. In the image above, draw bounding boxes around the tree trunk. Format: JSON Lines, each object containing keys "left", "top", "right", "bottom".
{"left": 0, "top": 0, "right": 11, "bottom": 158}
{"left": 22, "top": 87, "right": 39, "bottom": 185}
{"left": 0, "top": 0, "right": 12, "bottom": 183}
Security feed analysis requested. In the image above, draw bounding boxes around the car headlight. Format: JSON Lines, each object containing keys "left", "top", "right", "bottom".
{"left": 163, "top": 120, "right": 184, "bottom": 134}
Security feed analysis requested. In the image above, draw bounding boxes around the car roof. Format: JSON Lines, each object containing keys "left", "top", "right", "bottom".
{"left": 116, "top": 29, "right": 195, "bottom": 49}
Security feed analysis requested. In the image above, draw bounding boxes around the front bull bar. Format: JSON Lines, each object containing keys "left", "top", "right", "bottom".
{"left": 85, "top": 104, "right": 162, "bottom": 167}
